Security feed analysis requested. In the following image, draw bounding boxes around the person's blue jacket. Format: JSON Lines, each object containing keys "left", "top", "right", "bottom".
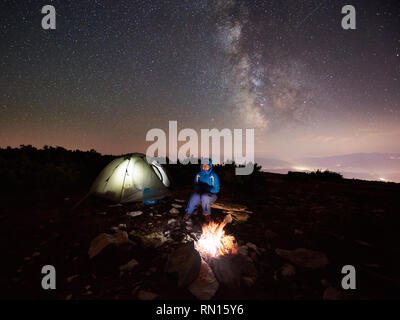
{"left": 194, "top": 159, "right": 220, "bottom": 194}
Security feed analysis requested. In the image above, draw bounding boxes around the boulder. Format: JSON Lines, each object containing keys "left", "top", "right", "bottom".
{"left": 209, "top": 254, "right": 257, "bottom": 287}
{"left": 88, "top": 230, "right": 134, "bottom": 259}
{"left": 120, "top": 258, "right": 139, "bottom": 271}
{"left": 188, "top": 260, "right": 219, "bottom": 300}
{"left": 166, "top": 242, "right": 202, "bottom": 288}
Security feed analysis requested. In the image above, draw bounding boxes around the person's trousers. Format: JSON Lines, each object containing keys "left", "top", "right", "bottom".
{"left": 186, "top": 193, "right": 217, "bottom": 215}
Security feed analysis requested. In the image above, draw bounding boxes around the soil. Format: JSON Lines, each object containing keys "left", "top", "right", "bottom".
{"left": 1, "top": 172, "right": 400, "bottom": 300}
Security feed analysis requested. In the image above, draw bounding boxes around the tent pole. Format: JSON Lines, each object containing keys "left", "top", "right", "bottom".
{"left": 120, "top": 158, "right": 131, "bottom": 203}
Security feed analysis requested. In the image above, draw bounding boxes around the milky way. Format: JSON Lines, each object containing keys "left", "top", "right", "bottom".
{"left": 0, "top": 0, "right": 399, "bottom": 160}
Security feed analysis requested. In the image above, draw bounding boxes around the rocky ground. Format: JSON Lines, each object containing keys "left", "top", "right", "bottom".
{"left": 1, "top": 172, "right": 400, "bottom": 300}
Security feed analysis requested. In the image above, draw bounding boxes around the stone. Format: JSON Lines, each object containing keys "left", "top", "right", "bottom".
{"left": 237, "top": 246, "right": 248, "bottom": 256}
{"left": 355, "top": 240, "right": 375, "bottom": 248}
{"left": 281, "top": 264, "right": 296, "bottom": 278}
{"left": 131, "top": 285, "right": 140, "bottom": 295}
{"left": 168, "top": 218, "right": 177, "bottom": 225}
{"left": 108, "top": 203, "right": 123, "bottom": 207}
{"left": 246, "top": 242, "right": 260, "bottom": 255}
{"left": 126, "top": 211, "right": 143, "bottom": 218}
{"left": 138, "top": 290, "right": 158, "bottom": 300}
{"left": 166, "top": 242, "right": 202, "bottom": 288}
{"left": 242, "top": 276, "right": 255, "bottom": 287}
{"left": 249, "top": 252, "right": 258, "bottom": 262}
{"left": 139, "top": 232, "right": 169, "bottom": 248}
{"left": 169, "top": 208, "right": 180, "bottom": 215}
{"left": 120, "top": 258, "right": 139, "bottom": 271}
{"left": 88, "top": 230, "right": 134, "bottom": 259}
{"left": 188, "top": 260, "right": 219, "bottom": 300}
{"left": 172, "top": 204, "right": 183, "bottom": 208}
{"left": 209, "top": 254, "right": 257, "bottom": 288}
{"left": 294, "top": 229, "right": 304, "bottom": 235}
{"left": 275, "top": 248, "right": 329, "bottom": 269}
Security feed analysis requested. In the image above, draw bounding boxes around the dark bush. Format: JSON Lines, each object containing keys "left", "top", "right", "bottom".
{"left": 309, "top": 169, "right": 343, "bottom": 181}
{"left": 0, "top": 145, "right": 115, "bottom": 197}
{"left": 286, "top": 169, "right": 343, "bottom": 182}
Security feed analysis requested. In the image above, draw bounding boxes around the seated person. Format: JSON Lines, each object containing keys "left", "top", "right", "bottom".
{"left": 184, "top": 158, "right": 220, "bottom": 222}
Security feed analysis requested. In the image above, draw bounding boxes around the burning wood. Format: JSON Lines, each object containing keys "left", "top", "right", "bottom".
{"left": 194, "top": 214, "right": 237, "bottom": 260}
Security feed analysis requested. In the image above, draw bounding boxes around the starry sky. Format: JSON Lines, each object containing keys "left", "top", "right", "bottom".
{"left": 1, "top": 0, "right": 399, "bottom": 164}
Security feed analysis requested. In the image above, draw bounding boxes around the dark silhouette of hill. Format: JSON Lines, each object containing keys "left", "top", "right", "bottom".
{"left": 1, "top": 145, "right": 400, "bottom": 300}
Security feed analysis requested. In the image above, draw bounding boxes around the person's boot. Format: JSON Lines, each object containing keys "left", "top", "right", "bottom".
{"left": 204, "top": 214, "right": 211, "bottom": 223}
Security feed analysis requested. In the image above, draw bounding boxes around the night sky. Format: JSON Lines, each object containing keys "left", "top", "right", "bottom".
{"left": 1, "top": 1, "right": 399, "bottom": 163}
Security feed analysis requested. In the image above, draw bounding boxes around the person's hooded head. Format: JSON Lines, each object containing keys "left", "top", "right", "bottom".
{"left": 200, "top": 158, "right": 213, "bottom": 175}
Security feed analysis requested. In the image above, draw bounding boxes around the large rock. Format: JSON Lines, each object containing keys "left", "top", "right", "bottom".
{"left": 166, "top": 242, "right": 202, "bottom": 288}
{"left": 209, "top": 254, "right": 257, "bottom": 287}
{"left": 88, "top": 230, "right": 134, "bottom": 259}
{"left": 275, "top": 248, "right": 329, "bottom": 269}
{"left": 138, "top": 232, "right": 169, "bottom": 248}
{"left": 120, "top": 258, "right": 139, "bottom": 271}
{"left": 188, "top": 260, "right": 219, "bottom": 300}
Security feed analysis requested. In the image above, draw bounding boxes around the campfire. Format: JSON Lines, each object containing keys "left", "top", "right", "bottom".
{"left": 167, "top": 213, "right": 258, "bottom": 300}
{"left": 194, "top": 215, "right": 237, "bottom": 260}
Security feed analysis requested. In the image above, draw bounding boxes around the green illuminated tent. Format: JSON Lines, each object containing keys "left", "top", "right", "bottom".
{"left": 89, "top": 153, "right": 171, "bottom": 203}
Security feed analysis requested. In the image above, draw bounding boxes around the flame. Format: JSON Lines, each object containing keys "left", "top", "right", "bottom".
{"left": 195, "top": 218, "right": 237, "bottom": 259}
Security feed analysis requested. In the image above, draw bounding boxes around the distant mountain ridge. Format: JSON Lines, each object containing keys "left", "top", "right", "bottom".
{"left": 257, "top": 153, "right": 400, "bottom": 183}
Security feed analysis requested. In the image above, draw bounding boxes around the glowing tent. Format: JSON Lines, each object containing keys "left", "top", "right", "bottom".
{"left": 89, "top": 153, "right": 171, "bottom": 203}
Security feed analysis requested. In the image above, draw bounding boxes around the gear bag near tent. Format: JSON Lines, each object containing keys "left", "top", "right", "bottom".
{"left": 74, "top": 153, "right": 171, "bottom": 207}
